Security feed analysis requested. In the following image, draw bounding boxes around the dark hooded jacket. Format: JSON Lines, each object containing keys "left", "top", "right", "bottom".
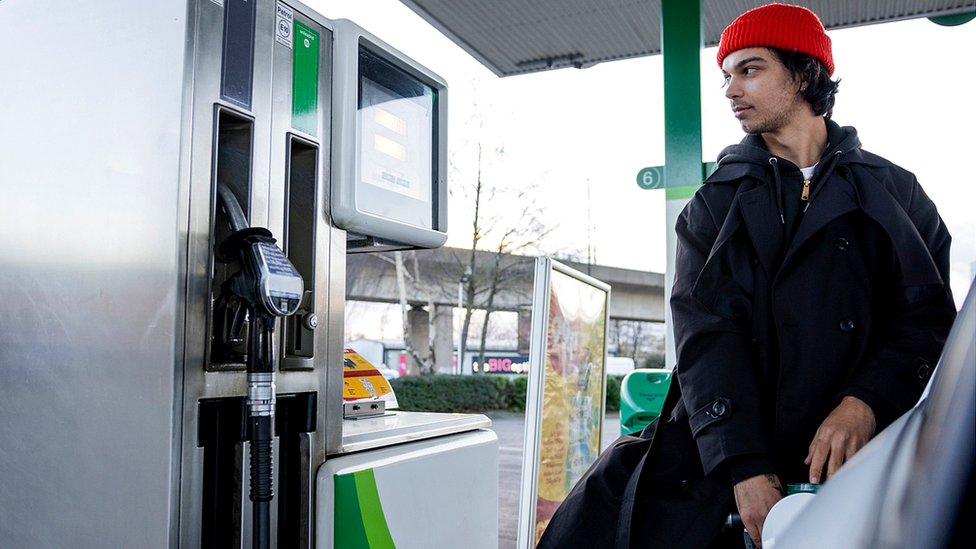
{"left": 537, "top": 120, "right": 956, "bottom": 549}
{"left": 671, "top": 119, "right": 955, "bottom": 482}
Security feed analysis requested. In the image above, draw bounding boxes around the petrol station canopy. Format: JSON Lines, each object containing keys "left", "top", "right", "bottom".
{"left": 398, "top": 0, "right": 976, "bottom": 77}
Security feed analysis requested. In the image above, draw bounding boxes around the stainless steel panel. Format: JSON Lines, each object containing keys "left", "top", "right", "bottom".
{"left": 0, "top": 1, "right": 190, "bottom": 547}
{"left": 251, "top": 0, "right": 277, "bottom": 230}
{"left": 273, "top": 5, "right": 348, "bottom": 460}
{"left": 180, "top": 0, "right": 232, "bottom": 544}
{"left": 180, "top": 2, "right": 339, "bottom": 546}
{"left": 268, "top": 7, "right": 335, "bottom": 547}
{"left": 268, "top": 1, "right": 344, "bottom": 458}
{"left": 324, "top": 225, "right": 347, "bottom": 455}
{"left": 179, "top": 0, "right": 285, "bottom": 545}
{"left": 1, "top": 0, "right": 437, "bottom": 545}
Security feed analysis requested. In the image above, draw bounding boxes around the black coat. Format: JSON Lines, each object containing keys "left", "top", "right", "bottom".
{"left": 538, "top": 121, "right": 956, "bottom": 549}
{"left": 671, "top": 120, "right": 955, "bottom": 482}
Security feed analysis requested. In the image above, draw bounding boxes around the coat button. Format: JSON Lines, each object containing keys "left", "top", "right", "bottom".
{"left": 835, "top": 238, "right": 850, "bottom": 251}
{"left": 711, "top": 401, "right": 727, "bottom": 417}
{"left": 680, "top": 480, "right": 691, "bottom": 491}
{"left": 917, "top": 363, "right": 931, "bottom": 381}
{"left": 840, "top": 319, "right": 855, "bottom": 332}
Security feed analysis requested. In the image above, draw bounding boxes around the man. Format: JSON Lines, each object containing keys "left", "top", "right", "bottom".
{"left": 538, "top": 4, "right": 955, "bottom": 548}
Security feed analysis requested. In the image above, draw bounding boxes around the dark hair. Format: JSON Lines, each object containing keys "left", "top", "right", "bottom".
{"left": 770, "top": 48, "right": 840, "bottom": 119}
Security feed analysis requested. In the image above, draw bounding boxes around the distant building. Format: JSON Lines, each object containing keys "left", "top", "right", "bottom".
{"left": 345, "top": 337, "right": 528, "bottom": 375}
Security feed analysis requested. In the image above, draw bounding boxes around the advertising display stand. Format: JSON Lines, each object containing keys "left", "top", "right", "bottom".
{"left": 517, "top": 259, "right": 611, "bottom": 548}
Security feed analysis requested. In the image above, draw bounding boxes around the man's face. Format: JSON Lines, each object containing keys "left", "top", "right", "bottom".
{"left": 722, "top": 47, "right": 805, "bottom": 135}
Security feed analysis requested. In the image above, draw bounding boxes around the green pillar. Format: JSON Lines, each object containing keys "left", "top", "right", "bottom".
{"left": 662, "top": 0, "right": 704, "bottom": 368}
{"left": 662, "top": 0, "right": 704, "bottom": 199}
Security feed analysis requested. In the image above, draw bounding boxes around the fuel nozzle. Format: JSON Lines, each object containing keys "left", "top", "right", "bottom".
{"left": 217, "top": 185, "right": 303, "bottom": 319}
{"left": 215, "top": 183, "right": 304, "bottom": 549}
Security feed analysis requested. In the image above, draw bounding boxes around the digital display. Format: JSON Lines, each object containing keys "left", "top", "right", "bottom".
{"left": 357, "top": 47, "right": 436, "bottom": 230}
{"left": 332, "top": 21, "right": 447, "bottom": 249}
{"left": 374, "top": 133, "right": 406, "bottom": 161}
{"left": 375, "top": 107, "right": 406, "bottom": 135}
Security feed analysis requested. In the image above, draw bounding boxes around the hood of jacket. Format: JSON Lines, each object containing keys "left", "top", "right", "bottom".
{"left": 704, "top": 119, "right": 861, "bottom": 246}
{"left": 711, "top": 118, "right": 861, "bottom": 181}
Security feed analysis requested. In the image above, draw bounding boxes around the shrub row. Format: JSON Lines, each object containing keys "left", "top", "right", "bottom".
{"left": 389, "top": 374, "right": 624, "bottom": 414}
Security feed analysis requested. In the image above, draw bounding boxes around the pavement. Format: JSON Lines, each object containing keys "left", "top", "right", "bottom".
{"left": 485, "top": 411, "right": 622, "bottom": 549}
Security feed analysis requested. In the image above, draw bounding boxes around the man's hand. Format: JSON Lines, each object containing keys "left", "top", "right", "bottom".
{"left": 734, "top": 473, "right": 784, "bottom": 548}
{"left": 805, "top": 395, "right": 876, "bottom": 483}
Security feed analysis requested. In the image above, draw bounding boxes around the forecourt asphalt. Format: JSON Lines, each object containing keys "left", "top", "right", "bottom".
{"left": 487, "top": 411, "right": 621, "bottom": 549}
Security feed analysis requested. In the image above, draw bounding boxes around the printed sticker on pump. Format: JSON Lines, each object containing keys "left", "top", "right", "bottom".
{"left": 343, "top": 349, "right": 398, "bottom": 409}
{"left": 275, "top": 1, "right": 294, "bottom": 48}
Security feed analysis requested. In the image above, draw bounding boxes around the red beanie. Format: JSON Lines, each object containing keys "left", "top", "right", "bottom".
{"left": 717, "top": 3, "right": 834, "bottom": 75}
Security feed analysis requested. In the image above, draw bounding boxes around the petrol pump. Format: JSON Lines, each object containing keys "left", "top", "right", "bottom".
{"left": 0, "top": 1, "right": 497, "bottom": 548}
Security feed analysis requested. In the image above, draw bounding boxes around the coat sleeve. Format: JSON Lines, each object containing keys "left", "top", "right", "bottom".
{"left": 840, "top": 173, "right": 956, "bottom": 426}
{"left": 671, "top": 192, "right": 773, "bottom": 476}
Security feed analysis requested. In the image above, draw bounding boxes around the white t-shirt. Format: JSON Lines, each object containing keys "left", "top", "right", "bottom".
{"left": 800, "top": 162, "right": 818, "bottom": 180}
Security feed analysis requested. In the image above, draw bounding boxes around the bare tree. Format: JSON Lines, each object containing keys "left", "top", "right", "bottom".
{"left": 392, "top": 251, "right": 438, "bottom": 375}
{"left": 446, "top": 84, "right": 555, "bottom": 373}
{"left": 455, "top": 150, "right": 553, "bottom": 373}
{"left": 610, "top": 319, "right": 623, "bottom": 358}
{"left": 455, "top": 141, "right": 487, "bottom": 375}
{"left": 629, "top": 320, "right": 644, "bottom": 364}
{"left": 608, "top": 320, "right": 666, "bottom": 365}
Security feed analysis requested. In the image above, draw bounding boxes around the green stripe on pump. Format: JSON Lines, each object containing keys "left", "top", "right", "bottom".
{"left": 355, "top": 470, "right": 397, "bottom": 549}
{"left": 334, "top": 469, "right": 397, "bottom": 549}
{"left": 292, "top": 21, "right": 319, "bottom": 136}
{"left": 335, "top": 473, "right": 371, "bottom": 548}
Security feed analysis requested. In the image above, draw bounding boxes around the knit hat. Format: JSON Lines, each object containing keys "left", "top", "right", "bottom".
{"left": 717, "top": 3, "right": 834, "bottom": 75}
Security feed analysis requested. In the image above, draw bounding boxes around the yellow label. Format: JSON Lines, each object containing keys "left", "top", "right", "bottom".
{"left": 343, "top": 349, "right": 398, "bottom": 408}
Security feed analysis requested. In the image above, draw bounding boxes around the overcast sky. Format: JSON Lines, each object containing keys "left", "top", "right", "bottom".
{"left": 308, "top": 0, "right": 976, "bottom": 312}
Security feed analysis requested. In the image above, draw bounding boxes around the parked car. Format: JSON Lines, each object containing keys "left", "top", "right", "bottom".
{"left": 773, "top": 278, "right": 974, "bottom": 549}
{"left": 606, "top": 356, "right": 636, "bottom": 376}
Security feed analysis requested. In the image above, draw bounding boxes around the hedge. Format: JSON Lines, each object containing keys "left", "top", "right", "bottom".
{"left": 390, "top": 374, "right": 624, "bottom": 414}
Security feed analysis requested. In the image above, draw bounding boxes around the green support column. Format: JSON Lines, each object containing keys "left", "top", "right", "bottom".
{"left": 662, "top": 0, "right": 704, "bottom": 368}
{"left": 662, "top": 0, "right": 704, "bottom": 199}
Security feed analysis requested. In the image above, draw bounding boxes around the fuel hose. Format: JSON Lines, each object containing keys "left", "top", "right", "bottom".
{"left": 248, "top": 312, "right": 276, "bottom": 549}
{"left": 216, "top": 183, "right": 302, "bottom": 549}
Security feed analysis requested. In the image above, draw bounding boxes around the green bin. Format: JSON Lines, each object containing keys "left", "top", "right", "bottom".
{"left": 620, "top": 368, "right": 672, "bottom": 435}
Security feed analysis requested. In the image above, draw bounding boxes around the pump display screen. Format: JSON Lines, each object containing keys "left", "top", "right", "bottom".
{"left": 357, "top": 47, "right": 437, "bottom": 230}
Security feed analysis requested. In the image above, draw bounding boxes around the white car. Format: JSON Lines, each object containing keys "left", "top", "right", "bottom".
{"left": 771, "top": 278, "right": 974, "bottom": 549}
{"left": 606, "top": 356, "right": 636, "bottom": 376}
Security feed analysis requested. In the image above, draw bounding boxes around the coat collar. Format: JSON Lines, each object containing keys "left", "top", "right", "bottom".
{"left": 846, "top": 165, "right": 946, "bottom": 295}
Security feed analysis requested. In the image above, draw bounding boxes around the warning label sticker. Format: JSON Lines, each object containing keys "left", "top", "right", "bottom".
{"left": 275, "top": 1, "right": 294, "bottom": 48}
{"left": 343, "top": 349, "right": 398, "bottom": 409}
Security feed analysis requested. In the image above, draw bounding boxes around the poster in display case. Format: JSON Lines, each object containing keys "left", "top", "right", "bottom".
{"left": 517, "top": 258, "right": 611, "bottom": 548}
